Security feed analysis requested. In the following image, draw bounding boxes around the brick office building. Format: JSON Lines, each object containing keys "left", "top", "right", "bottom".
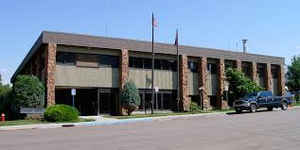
{"left": 11, "top": 31, "right": 285, "bottom": 115}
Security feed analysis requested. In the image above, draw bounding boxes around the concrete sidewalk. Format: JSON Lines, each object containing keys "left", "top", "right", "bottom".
{"left": 1, "top": 106, "right": 299, "bottom": 131}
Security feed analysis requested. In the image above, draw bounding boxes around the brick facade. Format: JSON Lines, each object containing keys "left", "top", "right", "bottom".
{"left": 252, "top": 62, "right": 257, "bottom": 82}
{"left": 278, "top": 64, "right": 285, "bottom": 95}
{"left": 179, "top": 55, "right": 190, "bottom": 111}
{"left": 236, "top": 59, "right": 242, "bottom": 72}
{"left": 217, "top": 58, "right": 228, "bottom": 109}
{"left": 198, "top": 57, "right": 211, "bottom": 110}
{"left": 45, "top": 43, "right": 56, "bottom": 106}
{"left": 266, "top": 63, "right": 272, "bottom": 91}
{"left": 119, "top": 49, "right": 129, "bottom": 115}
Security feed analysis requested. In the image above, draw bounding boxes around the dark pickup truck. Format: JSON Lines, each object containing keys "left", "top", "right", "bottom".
{"left": 233, "top": 91, "right": 294, "bottom": 113}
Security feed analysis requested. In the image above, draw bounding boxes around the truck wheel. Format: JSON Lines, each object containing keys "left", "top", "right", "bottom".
{"left": 267, "top": 107, "right": 273, "bottom": 111}
{"left": 250, "top": 104, "right": 257, "bottom": 113}
{"left": 235, "top": 108, "right": 242, "bottom": 114}
{"left": 281, "top": 102, "right": 288, "bottom": 111}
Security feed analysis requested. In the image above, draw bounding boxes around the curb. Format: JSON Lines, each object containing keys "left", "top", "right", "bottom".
{"left": 75, "top": 112, "right": 228, "bottom": 127}
{"left": 1, "top": 107, "right": 300, "bottom": 131}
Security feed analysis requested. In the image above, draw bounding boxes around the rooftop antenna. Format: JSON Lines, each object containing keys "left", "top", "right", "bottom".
{"left": 242, "top": 38, "right": 248, "bottom": 53}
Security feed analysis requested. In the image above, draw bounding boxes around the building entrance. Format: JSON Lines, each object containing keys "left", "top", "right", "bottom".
{"left": 55, "top": 88, "right": 118, "bottom": 116}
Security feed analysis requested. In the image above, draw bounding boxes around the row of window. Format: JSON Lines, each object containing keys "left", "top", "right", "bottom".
{"left": 57, "top": 52, "right": 260, "bottom": 75}
{"left": 56, "top": 52, "right": 119, "bottom": 68}
{"left": 129, "top": 57, "right": 178, "bottom": 71}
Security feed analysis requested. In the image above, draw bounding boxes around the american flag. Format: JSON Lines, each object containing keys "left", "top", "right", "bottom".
{"left": 174, "top": 29, "right": 178, "bottom": 46}
{"left": 152, "top": 14, "right": 158, "bottom": 28}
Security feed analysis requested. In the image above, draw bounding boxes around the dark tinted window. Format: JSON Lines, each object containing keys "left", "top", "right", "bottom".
{"left": 188, "top": 61, "right": 198, "bottom": 73}
{"left": 260, "top": 91, "right": 272, "bottom": 97}
{"left": 143, "top": 58, "right": 152, "bottom": 69}
{"left": 99, "top": 55, "right": 119, "bottom": 68}
{"left": 56, "top": 52, "right": 76, "bottom": 65}
{"left": 130, "top": 57, "right": 176, "bottom": 71}
{"left": 207, "top": 63, "right": 217, "bottom": 74}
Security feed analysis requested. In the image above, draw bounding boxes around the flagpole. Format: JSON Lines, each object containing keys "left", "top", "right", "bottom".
{"left": 176, "top": 29, "right": 180, "bottom": 111}
{"left": 151, "top": 13, "right": 155, "bottom": 114}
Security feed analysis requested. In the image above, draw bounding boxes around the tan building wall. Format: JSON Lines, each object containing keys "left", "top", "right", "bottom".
{"left": 128, "top": 69, "right": 177, "bottom": 90}
{"left": 55, "top": 65, "right": 119, "bottom": 88}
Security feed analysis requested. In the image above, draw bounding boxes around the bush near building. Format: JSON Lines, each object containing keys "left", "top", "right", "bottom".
{"left": 226, "top": 68, "right": 263, "bottom": 105}
{"left": 120, "top": 81, "right": 141, "bottom": 116}
{"left": 44, "top": 104, "right": 79, "bottom": 122}
{"left": 0, "top": 84, "right": 19, "bottom": 120}
{"left": 14, "top": 75, "right": 45, "bottom": 108}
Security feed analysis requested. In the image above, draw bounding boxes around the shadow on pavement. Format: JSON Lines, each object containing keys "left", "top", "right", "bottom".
{"left": 226, "top": 109, "right": 270, "bottom": 115}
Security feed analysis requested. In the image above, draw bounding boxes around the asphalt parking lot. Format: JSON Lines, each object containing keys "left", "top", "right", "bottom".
{"left": 1, "top": 108, "right": 300, "bottom": 150}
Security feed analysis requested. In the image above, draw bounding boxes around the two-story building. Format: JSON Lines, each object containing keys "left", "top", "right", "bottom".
{"left": 11, "top": 31, "right": 285, "bottom": 115}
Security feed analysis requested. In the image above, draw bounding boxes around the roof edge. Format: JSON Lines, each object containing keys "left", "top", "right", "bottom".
{"left": 42, "top": 30, "right": 284, "bottom": 60}
{"left": 11, "top": 32, "right": 44, "bottom": 82}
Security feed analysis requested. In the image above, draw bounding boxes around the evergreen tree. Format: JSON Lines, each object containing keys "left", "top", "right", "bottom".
{"left": 120, "top": 80, "right": 141, "bottom": 115}
{"left": 286, "top": 56, "right": 300, "bottom": 91}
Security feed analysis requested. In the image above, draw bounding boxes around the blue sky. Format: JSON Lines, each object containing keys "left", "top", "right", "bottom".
{"left": 0, "top": 0, "right": 298, "bottom": 84}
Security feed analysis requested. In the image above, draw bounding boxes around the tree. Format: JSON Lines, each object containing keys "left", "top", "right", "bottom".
{"left": 120, "top": 81, "right": 141, "bottom": 115}
{"left": 0, "top": 73, "right": 2, "bottom": 86}
{"left": 14, "top": 75, "right": 45, "bottom": 108}
{"left": 226, "top": 68, "right": 263, "bottom": 106}
{"left": 286, "top": 56, "right": 300, "bottom": 91}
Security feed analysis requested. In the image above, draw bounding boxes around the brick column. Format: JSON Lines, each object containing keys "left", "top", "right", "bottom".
{"left": 252, "top": 62, "right": 257, "bottom": 82}
{"left": 198, "top": 57, "right": 211, "bottom": 110}
{"left": 45, "top": 43, "right": 56, "bottom": 107}
{"left": 236, "top": 59, "right": 242, "bottom": 72}
{"left": 217, "top": 58, "right": 228, "bottom": 109}
{"left": 266, "top": 63, "right": 272, "bottom": 91}
{"left": 278, "top": 64, "right": 285, "bottom": 95}
{"left": 179, "top": 55, "right": 190, "bottom": 111}
{"left": 119, "top": 49, "right": 129, "bottom": 115}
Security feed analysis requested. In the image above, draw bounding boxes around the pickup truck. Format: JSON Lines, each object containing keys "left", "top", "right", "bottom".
{"left": 233, "top": 91, "right": 294, "bottom": 113}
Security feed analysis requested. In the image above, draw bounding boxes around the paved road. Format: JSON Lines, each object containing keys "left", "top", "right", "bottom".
{"left": 1, "top": 109, "right": 300, "bottom": 150}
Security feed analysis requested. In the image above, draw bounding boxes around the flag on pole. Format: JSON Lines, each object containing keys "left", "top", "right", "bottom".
{"left": 174, "top": 29, "right": 178, "bottom": 46}
{"left": 152, "top": 14, "right": 158, "bottom": 28}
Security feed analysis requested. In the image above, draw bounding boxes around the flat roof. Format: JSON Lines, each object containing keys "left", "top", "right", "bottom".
{"left": 11, "top": 31, "right": 284, "bottom": 82}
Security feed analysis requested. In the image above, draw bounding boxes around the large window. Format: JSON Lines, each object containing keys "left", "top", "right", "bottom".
{"left": 207, "top": 63, "right": 217, "bottom": 74}
{"left": 188, "top": 61, "right": 198, "bottom": 73}
{"left": 99, "top": 55, "right": 119, "bottom": 68}
{"left": 257, "top": 64, "right": 265, "bottom": 78}
{"left": 56, "top": 52, "right": 76, "bottom": 65}
{"left": 129, "top": 57, "right": 177, "bottom": 71}
{"left": 56, "top": 52, "right": 119, "bottom": 68}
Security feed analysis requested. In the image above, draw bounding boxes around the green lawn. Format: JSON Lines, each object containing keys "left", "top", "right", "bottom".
{"left": 0, "top": 118, "right": 94, "bottom": 127}
{"left": 104, "top": 109, "right": 234, "bottom": 119}
{"left": 293, "top": 101, "right": 300, "bottom": 106}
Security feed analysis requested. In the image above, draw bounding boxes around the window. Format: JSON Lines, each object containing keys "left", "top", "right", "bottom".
{"left": 257, "top": 64, "right": 265, "bottom": 77}
{"left": 129, "top": 57, "right": 176, "bottom": 71}
{"left": 99, "top": 55, "right": 119, "bottom": 68}
{"left": 188, "top": 61, "right": 198, "bottom": 73}
{"left": 56, "top": 52, "right": 76, "bottom": 65}
{"left": 271, "top": 66, "right": 279, "bottom": 78}
{"left": 207, "top": 63, "right": 217, "bottom": 74}
{"left": 143, "top": 58, "right": 152, "bottom": 69}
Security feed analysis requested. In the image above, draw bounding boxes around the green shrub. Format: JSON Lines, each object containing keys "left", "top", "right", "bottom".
{"left": 14, "top": 75, "right": 45, "bottom": 108}
{"left": 190, "top": 101, "right": 202, "bottom": 112}
{"left": 44, "top": 105, "right": 79, "bottom": 122}
{"left": 120, "top": 81, "right": 141, "bottom": 115}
